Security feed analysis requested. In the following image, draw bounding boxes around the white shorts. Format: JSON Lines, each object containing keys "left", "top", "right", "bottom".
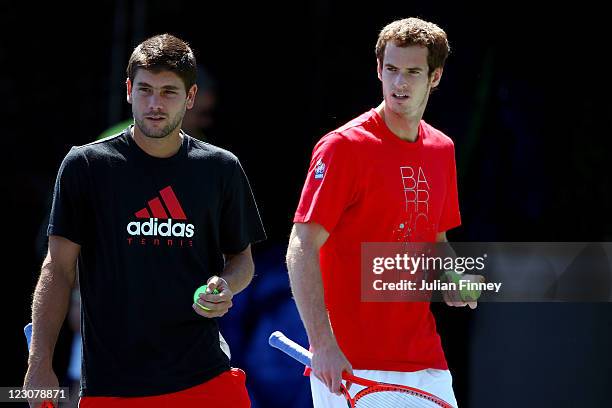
{"left": 310, "top": 368, "right": 458, "bottom": 408}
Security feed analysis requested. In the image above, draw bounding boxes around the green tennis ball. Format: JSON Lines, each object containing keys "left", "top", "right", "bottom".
{"left": 193, "top": 284, "right": 219, "bottom": 311}
{"left": 461, "top": 285, "right": 481, "bottom": 302}
{"left": 445, "top": 271, "right": 481, "bottom": 302}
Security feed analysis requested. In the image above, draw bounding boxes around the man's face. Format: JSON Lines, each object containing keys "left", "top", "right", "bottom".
{"left": 378, "top": 43, "right": 442, "bottom": 118}
{"left": 127, "top": 69, "right": 196, "bottom": 139}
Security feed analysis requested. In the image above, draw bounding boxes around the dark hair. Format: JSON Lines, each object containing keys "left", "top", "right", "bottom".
{"left": 376, "top": 18, "right": 450, "bottom": 75}
{"left": 126, "top": 34, "right": 197, "bottom": 91}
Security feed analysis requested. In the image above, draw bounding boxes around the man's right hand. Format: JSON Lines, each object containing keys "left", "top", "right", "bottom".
{"left": 24, "top": 365, "right": 59, "bottom": 408}
{"left": 311, "top": 341, "right": 353, "bottom": 395}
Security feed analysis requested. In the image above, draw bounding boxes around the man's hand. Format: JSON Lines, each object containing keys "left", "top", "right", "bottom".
{"left": 192, "top": 276, "right": 233, "bottom": 318}
{"left": 24, "top": 364, "right": 59, "bottom": 408}
{"left": 311, "top": 341, "right": 353, "bottom": 395}
{"left": 443, "top": 272, "right": 485, "bottom": 309}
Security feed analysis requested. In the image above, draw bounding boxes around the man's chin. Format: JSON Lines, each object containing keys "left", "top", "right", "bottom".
{"left": 135, "top": 116, "right": 182, "bottom": 139}
{"left": 142, "top": 130, "right": 170, "bottom": 139}
{"left": 137, "top": 123, "right": 173, "bottom": 139}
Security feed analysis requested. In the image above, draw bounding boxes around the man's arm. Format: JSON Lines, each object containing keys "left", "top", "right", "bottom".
{"left": 219, "top": 244, "right": 255, "bottom": 295}
{"left": 436, "top": 231, "right": 448, "bottom": 242}
{"left": 24, "top": 235, "right": 80, "bottom": 405}
{"left": 437, "top": 230, "right": 481, "bottom": 309}
{"left": 286, "top": 222, "right": 353, "bottom": 395}
{"left": 192, "top": 244, "right": 254, "bottom": 318}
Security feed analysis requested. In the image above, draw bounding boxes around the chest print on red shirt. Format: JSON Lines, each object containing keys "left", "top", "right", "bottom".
{"left": 393, "top": 166, "right": 434, "bottom": 241}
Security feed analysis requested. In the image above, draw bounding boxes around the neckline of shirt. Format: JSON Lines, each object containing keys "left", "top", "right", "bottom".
{"left": 368, "top": 108, "right": 425, "bottom": 149}
{"left": 124, "top": 126, "right": 189, "bottom": 165}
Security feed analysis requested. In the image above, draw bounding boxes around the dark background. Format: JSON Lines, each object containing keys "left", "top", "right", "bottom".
{"left": 3, "top": 0, "right": 612, "bottom": 406}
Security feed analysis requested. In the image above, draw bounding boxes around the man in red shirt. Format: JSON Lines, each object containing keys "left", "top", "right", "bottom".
{"left": 287, "top": 18, "right": 474, "bottom": 407}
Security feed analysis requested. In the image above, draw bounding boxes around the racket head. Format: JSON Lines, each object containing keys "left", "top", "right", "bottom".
{"left": 350, "top": 382, "right": 454, "bottom": 408}
{"left": 343, "top": 372, "right": 452, "bottom": 406}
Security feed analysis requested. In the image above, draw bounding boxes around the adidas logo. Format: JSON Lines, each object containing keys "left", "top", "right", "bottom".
{"left": 127, "top": 218, "right": 194, "bottom": 238}
{"left": 127, "top": 186, "right": 195, "bottom": 238}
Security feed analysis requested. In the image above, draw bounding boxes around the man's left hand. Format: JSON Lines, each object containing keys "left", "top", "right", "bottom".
{"left": 192, "top": 276, "right": 233, "bottom": 318}
{"left": 443, "top": 272, "right": 484, "bottom": 309}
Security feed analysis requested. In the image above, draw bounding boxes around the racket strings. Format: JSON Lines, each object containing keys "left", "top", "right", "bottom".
{"left": 355, "top": 388, "right": 448, "bottom": 408}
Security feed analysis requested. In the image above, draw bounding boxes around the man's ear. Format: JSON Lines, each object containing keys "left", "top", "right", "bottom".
{"left": 430, "top": 67, "right": 443, "bottom": 89}
{"left": 186, "top": 84, "right": 198, "bottom": 109}
{"left": 377, "top": 59, "right": 383, "bottom": 81}
{"left": 126, "top": 78, "right": 133, "bottom": 104}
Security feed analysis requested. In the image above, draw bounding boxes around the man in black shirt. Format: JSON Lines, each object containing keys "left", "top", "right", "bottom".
{"left": 24, "top": 34, "right": 265, "bottom": 408}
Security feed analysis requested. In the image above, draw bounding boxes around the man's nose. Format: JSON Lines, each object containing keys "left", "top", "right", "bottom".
{"left": 147, "top": 93, "right": 164, "bottom": 110}
{"left": 394, "top": 73, "right": 409, "bottom": 88}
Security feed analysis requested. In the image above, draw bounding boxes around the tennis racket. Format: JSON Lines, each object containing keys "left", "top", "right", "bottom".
{"left": 25, "top": 322, "right": 33, "bottom": 350}
{"left": 269, "top": 331, "right": 453, "bottom": 408}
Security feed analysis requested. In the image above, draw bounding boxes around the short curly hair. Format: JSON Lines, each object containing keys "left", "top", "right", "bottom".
{"left": 375, "top": 18, "right": 450, "bottom": 75}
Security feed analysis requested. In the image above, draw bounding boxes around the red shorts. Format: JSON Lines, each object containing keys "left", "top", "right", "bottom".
{"left": 78, "top": 368, "right": 250, "bottom": 408}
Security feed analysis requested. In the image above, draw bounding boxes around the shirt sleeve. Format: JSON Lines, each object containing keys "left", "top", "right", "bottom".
{"left": 293, "top": 133, "right": 360, "bottom": 233}
{"left": 437, "top": 143, "right": 461, "bottom": 233}
{"left": 219, "top": 158, "right": 266, "bottom": 254}
{"left": 47, "top": 147, "right": 89, "bottom": 245}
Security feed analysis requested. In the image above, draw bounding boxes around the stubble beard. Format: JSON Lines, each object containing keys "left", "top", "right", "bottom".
{"left": 387, "top": 84, "right": 431, "bottom": 119}
{"left": 134, "top": 106, "right": 186, "bottom": 139}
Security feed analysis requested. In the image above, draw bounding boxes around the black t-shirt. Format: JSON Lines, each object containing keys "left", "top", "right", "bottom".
{"left": 48, "top": 128, "right": 266, "bottom": 397}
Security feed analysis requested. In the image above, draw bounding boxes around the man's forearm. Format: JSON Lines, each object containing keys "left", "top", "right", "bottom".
{"left": 29, "top": 258, "right": 75, "bottom": 368}
{"left": 286, "top": 238, "right": 336, "bottom": 349}
{"left": 220, "top": 248, "right": 254, "bottom": 295}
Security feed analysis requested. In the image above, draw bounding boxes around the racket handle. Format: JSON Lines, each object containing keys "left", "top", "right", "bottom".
{"left": 269, "top": 331, "right": 313, "bottom": 367}
{"left": 24, "top": 322, "right": 33, "bottom": 351}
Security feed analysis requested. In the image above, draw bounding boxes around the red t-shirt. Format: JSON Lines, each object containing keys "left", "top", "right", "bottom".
{"left": 294, "top": 109, "right": 461, "bottom": 372}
